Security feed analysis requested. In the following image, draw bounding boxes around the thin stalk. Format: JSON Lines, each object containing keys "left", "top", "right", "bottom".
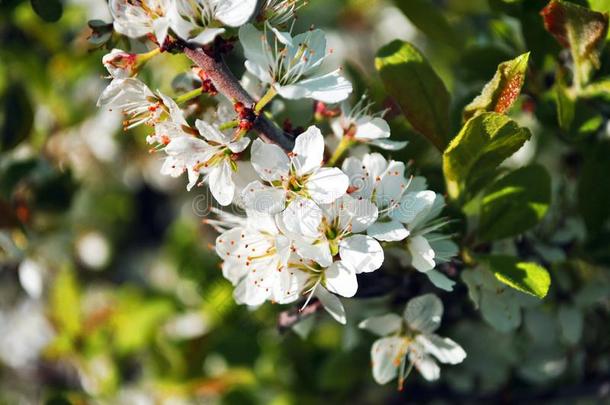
{"left": 255, "top": 87, "right": 278, "bottom": 114}
{"left": 174, "top": 87, "right": 205, "bottom": 104}
{"left": 327, "top": 137, "right": 354, "bottom": 167}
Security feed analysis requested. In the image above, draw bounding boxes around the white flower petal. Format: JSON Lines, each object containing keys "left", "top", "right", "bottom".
{"left": 293, "top": 239, "right": 333, "bottom": 268}
{"left": 324, "top": 261, "right": 358, "bottom": 298}
{"left": 339, "top": 235, "right": 384, "bottom": 274}
{"left": 342, "top": 156, "right": 374, "bottom": 199}
{"left": 371, "top": 337, "right": 408, "bottom": 385}
{"left": 315, "top": 286, "right": 346, "bottom": 324}
{"left": 369, "top": 138, "right": 409, "bottom": 151}
{"left": 367, "top": 220, "right": 409, "bottom": 242}
{"left": 362, "top": 153, "right": 388, "bottom": 180}
{"left": 307, "top": 168, "right": 349, "bottom": 205}
{"left": 239, "top": 24, "right": 273, "bottom": 83}
{"left": 415, "top": 334, "right": 466, "bottom": 365}
{"left": 195, "top": 119, "right": 230, "bottom": 144}
{"left": 209, "top": 162, "right": 235, "bottom": 206}
{"left": 292, "top": 126, "right": 324, "bottom": 175}
{"left": 241, "top": 181, "right": 286, "bottom": 214}
{"left": 276, "top": 70, "right": 353, "bottom": 103}
{"left": 376, "top": 160, "right": 408, "bottom": 209}
{"left": 408, "top": 342, "right": 441, "bottom": 382}
{"left": 222, "top": 260, "right": 246, "bottom": 285}
{"left": 338, "top": 195, "right": 378, "bottom": 233}
{"left": 281, "top": 197, "right": 323, "bottom": 240}
{"left": 355, "top": 117, "right": 391, "bottom": 140}
{"left": 250, "top": 138, "right": 290, "bottom": 182}
{"left": 213, "top": 0, "right": 257, "bottom": 27}
{"left": 152, "top": 16, "right": 170, "bottom": 44}
{"left": 403, "top": 293, "right": 443, "bottom": 334}
{"left": 359, "top": 314, "right": 403, "bottom": 337}
{"left": 408, "top": 235, "right": 436, "bottom": 272}
{"left": 391, "top": 191, "right": 436, "bottom": 226}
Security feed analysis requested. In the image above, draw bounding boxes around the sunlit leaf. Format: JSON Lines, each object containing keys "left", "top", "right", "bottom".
{"left": 479, "top": 165, "right": 551, "bottom": 241}
{"left": 483, "top": 255, "right": 551, "bottom": 298}
{"left": 463, "top": 53, "right": 530, "bottom": 121}
{"left": 443, "top": 112, "right": 531, "bottom": 200}
{"left": 376, "top": 40, "right": 450, "bottom": 151}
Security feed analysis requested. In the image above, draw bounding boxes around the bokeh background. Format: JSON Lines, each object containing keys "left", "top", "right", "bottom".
{"left": 1, "top": 0, "right": 610, "bottom": 403}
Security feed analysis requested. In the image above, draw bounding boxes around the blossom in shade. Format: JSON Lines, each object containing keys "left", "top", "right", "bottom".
{"left": 359, "top": 294, "right": 466, "bottom": 389}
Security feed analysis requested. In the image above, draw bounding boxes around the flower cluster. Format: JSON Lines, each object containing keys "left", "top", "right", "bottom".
{"left": 96, "top": 0, "right": 461, "bottom": 389}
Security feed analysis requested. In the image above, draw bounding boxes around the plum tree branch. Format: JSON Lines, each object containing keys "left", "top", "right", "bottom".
{"left": 183, "top": 47, "right": 295, "bottom": 151}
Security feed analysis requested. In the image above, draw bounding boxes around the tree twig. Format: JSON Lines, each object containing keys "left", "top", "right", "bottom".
{"left": 183, "top": 47, "right": 295, "bottom": 151}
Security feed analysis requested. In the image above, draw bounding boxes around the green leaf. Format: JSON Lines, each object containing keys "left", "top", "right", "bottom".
{"left": 479, "top": 165, "right": 551, "bottom": 241}
{"left": 541, "top": 0, "right": 609, "bottom": 88}
{"left": 579, "top": 77, "right": 610, "bottom": 99}
{"left": 554, "top": 75, "right": 575, "bottom": 131}
{"left": 463, "top": 53, "right": 530, "bottom": 121}
{"left": 111, "top": 292, "right": 174, "bottom": 354}
{"left": 0, "top": 83, "right": 33, "bottom": 152}
{"left": 443, "top": 112, "right": 532, "bottom": 200}
{"left": 30, "top": 0, "right": 63, "bottom": 22}
{"left": 394, "top": 0, "right": 463, "bottom": 48}
{"left": 483, "top": 255, "right": 551, "bottom": 298}
{"left": 376, "top": 40, "right": 450, "bottom": 151}
{"left": 578, "top": 141, "right": 610, "bottom": 236}
{"left": 50, "top": 268, "right": 81, "bottom": 338}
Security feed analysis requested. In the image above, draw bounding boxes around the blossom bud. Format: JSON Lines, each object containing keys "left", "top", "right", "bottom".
{"left": 102, "top": 49, "right": 138, "bottom": 78}
{"left": 102, "top": 48, "right": 160, "bottom": 78}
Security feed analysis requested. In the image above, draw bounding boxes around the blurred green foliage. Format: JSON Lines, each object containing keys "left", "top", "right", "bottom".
{"left": 0, "top": 0, "right": 609, "bottom": 404}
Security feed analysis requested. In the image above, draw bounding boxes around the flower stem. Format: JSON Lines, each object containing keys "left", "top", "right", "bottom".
{"left": 255, "top": 87, "right": 277, "bottom": 114}
{"left": 219, "top": 120, "right": 239, "bottom": 131}
{"left": 327, "top": 137, "right": 354, "bottom": 167}
{"left": 174, "top": 87, "right": 205, "bottom": 104}
{"left": 136, "top": 47, "right": 161, "bottom": 69}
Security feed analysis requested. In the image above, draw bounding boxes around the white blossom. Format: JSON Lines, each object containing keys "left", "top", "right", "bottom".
{"left": 239, "top": 24, "right": 352, "bottom": 103}
{"left": 97, "top": 78, "right": 183, "bottom": 129}
{"left": 109, "top": 0, "right": 172, "bottom": 44}
{"left": 169, "top": 0, "right": 257, "bottom": 44}
{"left": 242, "top": 126, "right": 349, "bottom": 213}
{"left": 280, "top": 195, "right": 383, "bottom": 300}
{"left": 359, "top": 294, "right": 466, "bottom": 388}
{"left": 331, "top": 96, "right": 407, "bottom": 151}
{"left": 161, "top": 119, "right": 250, "bottom": 204}
{"left": 342, "top": 153, "right": 456, "bottom": 273}
{"left": 215, "top": 212, "right": 308, "bottom": 305}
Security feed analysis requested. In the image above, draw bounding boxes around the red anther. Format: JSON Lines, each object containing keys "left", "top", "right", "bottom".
{"left": 230, "top": 153, "right": 240, "bottom": 161}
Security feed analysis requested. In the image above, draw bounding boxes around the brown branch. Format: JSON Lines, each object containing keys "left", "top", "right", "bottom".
{"left": 277, "top": 299, "right": 323, "bottom": 333}
{"left": 183, "top": 47, "right": 295, "bottom": 151}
